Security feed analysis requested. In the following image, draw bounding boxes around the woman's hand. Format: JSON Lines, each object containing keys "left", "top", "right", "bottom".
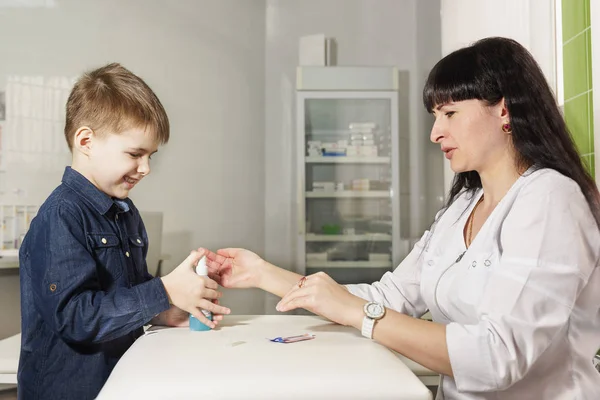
{"left": 204, "top": 248, "right": 266, "bottom": 289}
{"left": 276, "top": 272, "right": 366, "bottom": 328}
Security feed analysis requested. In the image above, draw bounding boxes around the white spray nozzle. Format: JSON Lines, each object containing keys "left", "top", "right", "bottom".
{"left": 195, "top": 256, "right": 208, "bottom": 276}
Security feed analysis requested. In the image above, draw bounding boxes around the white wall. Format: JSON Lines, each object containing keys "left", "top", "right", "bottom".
{"left": 263, "top": 0, "right": 442, "bottom": 312}
{"left": 0, "top": 0, "right": 446, "bottom": 325}
{"left": 416, "top": 0, "right": 445, "bottom": 228}
{"left": 0, "top": 0, "right": 267, "bottom": 329}
{"left": 439, "top": 0, "right": 557, "bottom": 193}
{"left": 591, "top": 0, "right": 600, "bottom": 184}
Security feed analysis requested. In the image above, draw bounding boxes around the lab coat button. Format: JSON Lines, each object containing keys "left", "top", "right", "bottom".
{"left": 427, "top": 260, "right": 434, "bottom": 266}
{"left": 471, "top": 261, "right": 477, "bottom": 268}
{"left": 484, "top": 259, "right": 491, "bottom": 267}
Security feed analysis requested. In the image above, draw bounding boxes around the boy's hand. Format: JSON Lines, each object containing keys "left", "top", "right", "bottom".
{"left": 160, "top": 250, "right": 231, "bottom": 329}
{"left": 152, "top": 305, "right": 226, "bottom": 327}
{"left": 151, "top": 306, "right": 189, "bottom": 327}
{"left": 151, "top": 303, "right": 226, "bottom": 327}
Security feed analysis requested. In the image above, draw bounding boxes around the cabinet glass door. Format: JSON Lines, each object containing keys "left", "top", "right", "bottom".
{"left": 302, "top": 96, "right": 397, "bottom": 284}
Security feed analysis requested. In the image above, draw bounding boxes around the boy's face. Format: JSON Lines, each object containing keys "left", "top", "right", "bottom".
{"left": 87, "top": 127, "right": 158, "bottom": 199}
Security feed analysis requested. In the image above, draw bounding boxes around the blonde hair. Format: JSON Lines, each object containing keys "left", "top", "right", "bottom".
{"left": 64, "top": 63, "right": 169, "bottom": 151}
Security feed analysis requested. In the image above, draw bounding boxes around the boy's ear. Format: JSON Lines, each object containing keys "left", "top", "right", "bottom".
{"left": 73, "top": 126, "right": 95, "bottom": 156}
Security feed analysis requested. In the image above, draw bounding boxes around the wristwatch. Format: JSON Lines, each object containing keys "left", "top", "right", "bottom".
{"left": 361, "top": 301, "right": 386, "bottom": 339}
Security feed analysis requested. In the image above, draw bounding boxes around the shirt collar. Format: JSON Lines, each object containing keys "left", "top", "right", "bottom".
{"left": 61, "top": 167, "right": 128, "bottom": 215}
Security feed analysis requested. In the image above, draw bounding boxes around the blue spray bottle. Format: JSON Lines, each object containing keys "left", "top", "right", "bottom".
{"left": 189, "top": 255, "right": 213, "bottom": 331}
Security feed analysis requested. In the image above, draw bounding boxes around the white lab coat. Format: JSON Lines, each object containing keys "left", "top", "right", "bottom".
{"left": 347, "top": 168, "right": 600, "bottom": 399}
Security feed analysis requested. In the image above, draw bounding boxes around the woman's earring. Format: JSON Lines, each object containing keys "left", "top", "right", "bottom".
{"left": 502, "top": 123, "right": 512, "bottom": 133}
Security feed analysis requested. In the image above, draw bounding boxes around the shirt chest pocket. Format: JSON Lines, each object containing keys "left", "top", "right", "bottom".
{"left": 87, "top": 233, "right": 124, "bottom": 282}
{"left": 127, "top": 234, "right": 147, "bottom": 277}
{"left": 457, "top": 251, "right": 499, "bottom": 305}
{"left": 420, "top": 252, "right": 442, "bottom": 302}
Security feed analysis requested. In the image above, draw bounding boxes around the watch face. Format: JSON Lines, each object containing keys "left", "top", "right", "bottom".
{"left": 365, "top": 302, "right": 385, "bottom": 319}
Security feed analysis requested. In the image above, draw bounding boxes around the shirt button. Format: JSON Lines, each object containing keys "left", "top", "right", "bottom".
{"left": 136, "top": 239, "right": 142, "bottom": 244}
{"left": 125, "top": 252, "right": 130, "bottom": 257}
{"left": 427, "top": 260, "right": 434, "bottom": 266}
{"left": 101, "top": 238, "right": 107, "bottom": 244}
{"left": 116, "top": 215, "right": 119, "bottom": 220}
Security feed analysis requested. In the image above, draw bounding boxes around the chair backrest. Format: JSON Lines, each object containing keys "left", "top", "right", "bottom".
{"left": 139, "top": 211, "right": 163, "bottom": 277}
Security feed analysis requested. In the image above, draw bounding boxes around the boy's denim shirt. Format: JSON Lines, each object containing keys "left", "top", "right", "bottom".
{"left": 18, "top": 167, "right": 170, "bottom": 400}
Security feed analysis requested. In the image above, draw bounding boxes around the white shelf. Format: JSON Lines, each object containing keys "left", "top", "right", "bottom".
{"left": 306, "top": 260, "right": 392, "bottom": 268}
{"left": 0, "top": 256, "right": 19, "bottom": 270}
{"left": 305, "top": 156, "right": 390, "bottom": 164}
{"left": 306, "top": 129, "right": 381, "bottom": 136}
{"left": 370, "top": 220, "right": 393, "bottom": 226}
{"left": 306, "top": 191, "right": 389, "bottom": 198}
{"left": 306, "top": 233, "right": 392, "bottom": 242}
{"left": 0, "top": 149, "right": 71, "bottom": 155}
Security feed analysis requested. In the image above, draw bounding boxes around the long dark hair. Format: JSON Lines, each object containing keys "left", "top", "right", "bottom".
{"left": 423, "top": 37, "right": 600, "bottom": 228}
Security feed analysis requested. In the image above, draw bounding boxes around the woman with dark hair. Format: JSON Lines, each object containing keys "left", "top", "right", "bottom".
{"left": 207, "top": 37, "right": 600, "bottom": 399}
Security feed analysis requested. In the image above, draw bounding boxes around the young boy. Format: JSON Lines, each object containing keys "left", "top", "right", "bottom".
{"left": 17, "top": 63, "right": 230, "bottom": 400}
